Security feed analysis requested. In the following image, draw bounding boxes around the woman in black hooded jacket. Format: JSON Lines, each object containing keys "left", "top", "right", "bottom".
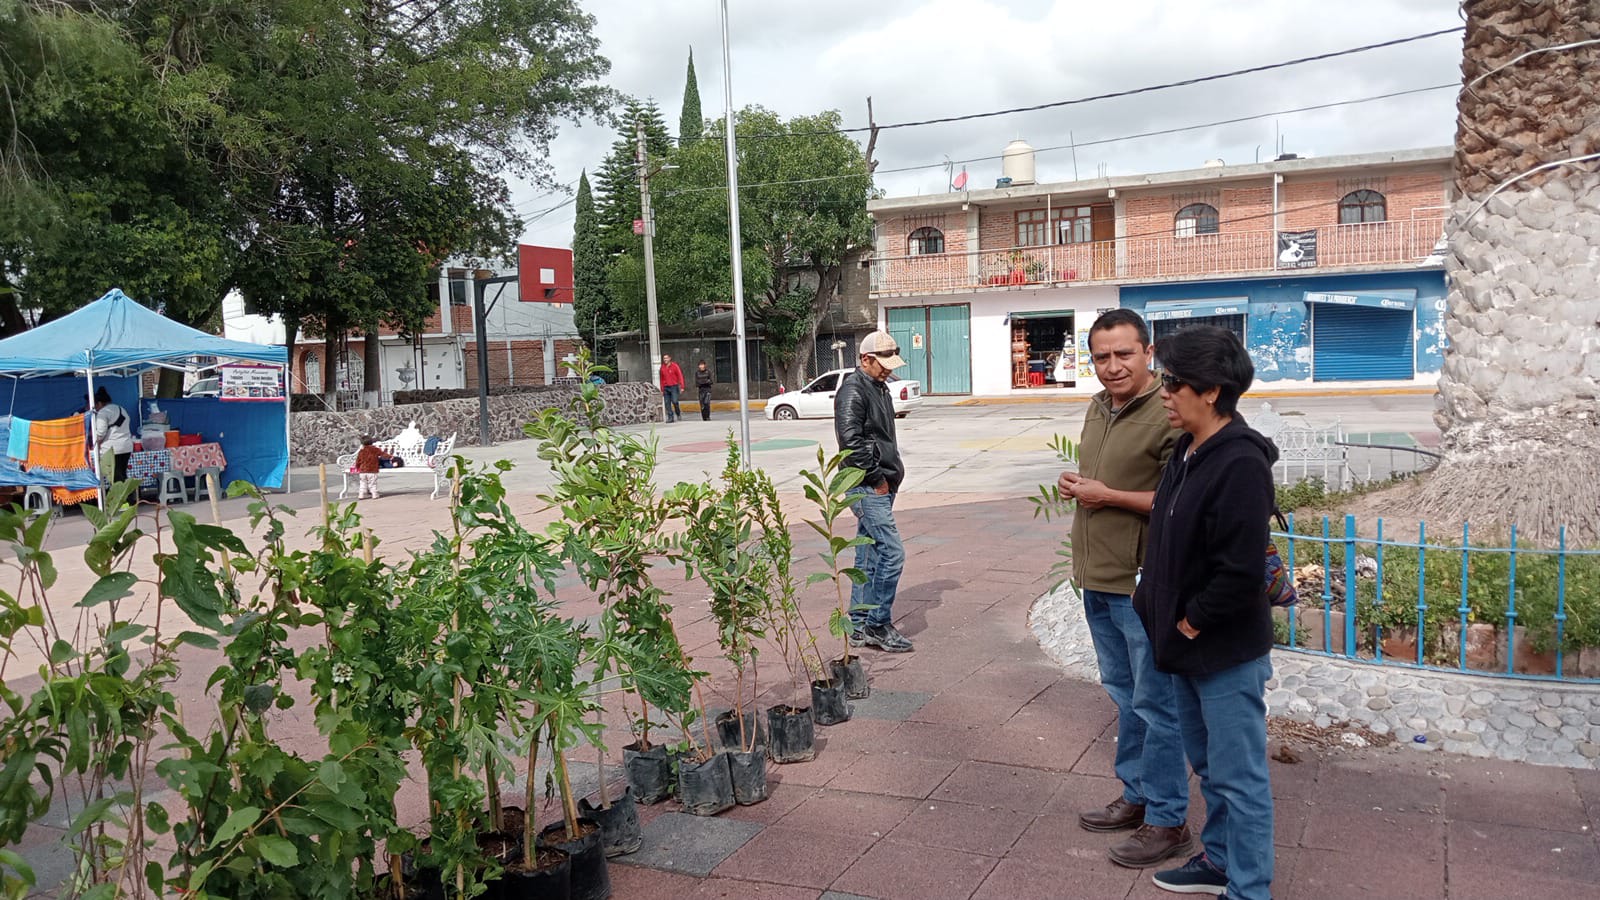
{"left": 1134, "top": 325, "right": 1279, "bottom": 900}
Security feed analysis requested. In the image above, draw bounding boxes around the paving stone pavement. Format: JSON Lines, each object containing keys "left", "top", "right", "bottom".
{"left": 15, "top": 475, "right": 1600, "bottom": 898}
{"left": 1034, "top": 583, "right": 1600, "bottom": 770}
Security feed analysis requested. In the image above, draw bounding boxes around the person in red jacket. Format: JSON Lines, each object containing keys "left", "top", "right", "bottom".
{"left": 659, "top": 354, "right": 685, "bottom": 422}
{"left": 354, "top": 436, "right": 394, "bottom": 499}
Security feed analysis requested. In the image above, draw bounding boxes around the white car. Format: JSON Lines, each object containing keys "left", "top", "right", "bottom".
{"left": 185, "top": 377, "right": 220, "bottom": 398}
{"left": 764, "top": 368, "right": 923, "bottom": 421}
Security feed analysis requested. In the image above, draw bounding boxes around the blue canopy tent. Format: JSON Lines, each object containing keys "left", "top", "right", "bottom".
{"left": 0, "top": 289, "right": 290, "bottom": 503}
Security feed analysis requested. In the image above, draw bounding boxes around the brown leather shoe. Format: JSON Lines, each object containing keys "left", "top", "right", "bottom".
{"left": 1107, "top": 824, "right": 1195, "bottom": 869}
{"left": 1078, "top": 797, "right": 1146, "bottom": 833}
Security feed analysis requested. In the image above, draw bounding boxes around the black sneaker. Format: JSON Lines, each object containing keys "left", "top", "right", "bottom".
{"left": 848, "top": 624, "right": 868, "bottom": 647}
{"left": 860, "top": 623, "right": 913, "bottom": 653}
{"left": 1152, "top": 853, "right": 1227, "bottom": 895}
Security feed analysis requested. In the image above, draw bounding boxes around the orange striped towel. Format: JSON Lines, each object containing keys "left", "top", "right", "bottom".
{"left": 52, "top": 487, "right": 99, "bottom": 506}
{"left": 27, "top": 415, "right": 89, "bottom": 474}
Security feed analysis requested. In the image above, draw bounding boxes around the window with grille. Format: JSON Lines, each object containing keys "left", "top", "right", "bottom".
{"left": 1175, "top": 203, "right": 1220, "bottom": 238}
{"left": 1016, "top": 210, "right": 1050, "bottom": 246}
{"left": 908, "top": 226, "right": 945, "bottom": 256}
{"left": 1338, "top": 190, "right": 1386, "bottom": 224}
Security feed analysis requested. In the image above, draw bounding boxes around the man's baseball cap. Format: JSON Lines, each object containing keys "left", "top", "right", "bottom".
{"left": 859, "top": 330, "right": 907, "bottom": 369}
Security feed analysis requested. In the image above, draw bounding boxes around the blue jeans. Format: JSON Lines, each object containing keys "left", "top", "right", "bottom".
{"left": 662, "top": 385, "right": 681, "bottom": 421}
{"left": 1082, "top": 590, "right": 1189, "bottom": 828}
{"left": 847, "top": 487, "right": 903, "bottom": 628}
{"left": 1174, "top": 654, "right": 1274, "bottom": 900}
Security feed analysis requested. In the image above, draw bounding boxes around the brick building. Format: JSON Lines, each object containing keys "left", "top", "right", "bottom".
{"left": 237, "top": 245, "right": 582, "bottom": 406}
{"left": 868, "top": 147, "right": 1452, "bottom": 395}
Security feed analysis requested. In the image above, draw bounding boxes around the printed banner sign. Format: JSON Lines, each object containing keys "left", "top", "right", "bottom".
{"left": 220, "top": 364, "right": 285, "bottom": 402}
{"left": 1303, "top": 291, "right": 1416, "bottom": 311}
{"left": 1276, "top": 229, "right": 1318, "bottom": 269}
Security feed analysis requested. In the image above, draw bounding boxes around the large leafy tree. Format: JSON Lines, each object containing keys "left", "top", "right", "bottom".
{"left": 1398, "top": 0, "right": 1600, "bottom": 543}
{"left": 0, "top": 3, "right": 233, "bottom": 338}
{"left": 3, "top": 1, "right": 612, "bottom": 399}
{"left": 635, "top": 107, "right": 872, "bottom": 388}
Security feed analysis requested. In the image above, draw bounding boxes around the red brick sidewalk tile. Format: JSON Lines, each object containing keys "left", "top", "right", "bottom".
{"left": 776, "top": 789, "right": 919, "bottom": 838}
{"left": 831, "top": 838, "right": 998, "bottom": 900}
{"left": 1443, "top": 861, "right": 1600, "bottom": 900}
{"left": 907, "top": 691, "right": 1029, "bottom": 728}
{"left": 976, "top": 857, "right": 1138, "bottom": 900}
{"left": 1292, "top": 845, "right": 1445, "bottom": 899}
{"left": 930, "top": 760, "right": 1067, "bottom": 814}
{"left": 1444, "top": 762, "right": 1590, "bottom": 832}
{"left": 1447, "top": 819, "right": 1600, "bottom": 882}
{"left": 828, "top": 752, "right": 961, "bottom": 800}
{"left": 712, "top": 824, "right": 871, "bottom": 889}
{"left": 885, "top": 799, "right": 1033, "bottom": 857}
{"left": 1300, "top": 804, "right": 1445, "bottom": 860}
{"left": 608, "top": 863, "right": 709, "bottom": 900}
{"left": 691, "top": 877, "right": 825, "bottom": 899}
{"left": 876, "top": 721, "right": 988, "bottom": 762}
{"left": 1008, "top": 811, "right": 1126, "bottom": 868}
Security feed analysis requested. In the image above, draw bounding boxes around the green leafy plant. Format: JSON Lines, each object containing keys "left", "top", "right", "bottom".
{"left": 524, "top": 349, "right": 698, "bottom": 764}
{"left": 668, "top": 439, "right": 775, "bottom": 753}
{"left": 797, "top": 448, "right": 871, "bottom": 671}
{"left": 0, "top": 480, "right": 193, "bottom": 899}
{"left": 156, "top": 485, "right": 414, "bottom": 900}
{"left": 1029, "top": 436, "right": 1080, "bottom": 588}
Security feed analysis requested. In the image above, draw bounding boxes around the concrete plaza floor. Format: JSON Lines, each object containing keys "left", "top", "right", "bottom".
{"left": 17, "top": 391, "right": 1597, "bottom": 898}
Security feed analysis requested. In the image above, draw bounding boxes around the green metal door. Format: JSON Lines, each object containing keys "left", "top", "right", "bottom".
{"left": 927, "top": 304, "right": 971, "bottom": 394}
{"left": 886, "top": 307, "right": 927, "bottom": 385}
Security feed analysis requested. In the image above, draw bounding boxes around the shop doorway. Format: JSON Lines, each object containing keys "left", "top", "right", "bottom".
{"left": 1151, "top": 313, "right": 1246, "bottom": 348}
{"left": 1312, "top": 304, "right": 1413, "bottom": 381}
{"left": 1008, "top": 311, "right": 1076, "bottom": 389}
{"left": 886, "top": 304, "right": 971, "bottom": 394}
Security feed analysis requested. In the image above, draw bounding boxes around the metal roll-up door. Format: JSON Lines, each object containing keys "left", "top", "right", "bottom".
{"left": 1312, "top": 304, "right": 1413, "bottom": 381}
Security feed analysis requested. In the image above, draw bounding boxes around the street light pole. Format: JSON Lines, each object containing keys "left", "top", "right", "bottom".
{"left": 472, "top": 272, "right": 518, "bottom": 447}
{"left": 720, "top": 0, "right": 753, "bottom": 469}
{"left": 638, "top": 122, "right": 663, "bottom": 390}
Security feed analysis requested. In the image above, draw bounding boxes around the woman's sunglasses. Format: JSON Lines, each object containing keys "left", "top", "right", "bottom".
{"left": 1159, "top": 372, "right": 1190, "bottom": 392}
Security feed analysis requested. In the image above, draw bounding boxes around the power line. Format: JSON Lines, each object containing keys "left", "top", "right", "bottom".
{"left": 658, "top": 83, "right": 1457, "bottom": 198}
{"left": 752, "top": 26, "right": 1464, "bottom": 138}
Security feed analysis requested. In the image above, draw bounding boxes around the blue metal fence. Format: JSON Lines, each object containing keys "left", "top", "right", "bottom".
{"left": 1274, "top": 514, "right": 1600, "bottom": 682}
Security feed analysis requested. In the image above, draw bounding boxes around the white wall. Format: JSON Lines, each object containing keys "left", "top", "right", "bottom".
{"left": 884, "top": 285, "right": 1120, "bottom": 396}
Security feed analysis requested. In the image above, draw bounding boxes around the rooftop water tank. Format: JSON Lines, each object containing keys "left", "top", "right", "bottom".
{"left": 1001, "top": 139, "right": 1036, "bottom": 186}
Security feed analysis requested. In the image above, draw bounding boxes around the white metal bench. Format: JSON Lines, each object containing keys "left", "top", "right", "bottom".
{"left": 1254, "top": 401, "right": 1350, "bottom": 489}
{"left": 336, "top": 422, "right": 457, "bottom": 500}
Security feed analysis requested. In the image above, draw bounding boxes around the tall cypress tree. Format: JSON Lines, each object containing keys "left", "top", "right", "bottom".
{"left": 571, "top": 170, "right": 622, "bottom": 375}
{"left": 679, "top": 50, "right": 703, "bottom": 146}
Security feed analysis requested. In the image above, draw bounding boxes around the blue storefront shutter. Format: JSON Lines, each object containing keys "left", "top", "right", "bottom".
{"left": 1312, "top": 303, "right": 1414, "bottom": 381}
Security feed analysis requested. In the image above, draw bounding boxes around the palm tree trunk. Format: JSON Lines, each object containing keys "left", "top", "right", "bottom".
{"left": 1401, "top": 0, "right": 1600, "bottom": 544}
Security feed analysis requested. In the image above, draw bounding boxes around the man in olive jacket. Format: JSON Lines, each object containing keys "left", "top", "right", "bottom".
{"left": 1057, "top": 309, "right": 1191, "bottom": 869}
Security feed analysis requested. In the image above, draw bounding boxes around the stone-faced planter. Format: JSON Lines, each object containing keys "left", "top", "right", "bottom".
{"left": 1579, "top": 646, "right": 1600, "bottom": 678}
{"left": 1379, "top": 626, "right": 1418, "bottom": 663}
{"left": 1511, "top": 625, "right": 1558, "bottom": 676}
{"left": 1439, "top": 621, "right": 1502, "bottom": 671}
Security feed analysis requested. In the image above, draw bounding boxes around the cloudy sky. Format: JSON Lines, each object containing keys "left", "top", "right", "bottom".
{"left": 513, "top": 0, "right": 1466, "bottom": 248}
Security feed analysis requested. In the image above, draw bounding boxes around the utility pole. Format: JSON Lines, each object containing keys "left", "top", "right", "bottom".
{"left": 472, "top": 272, "right": 518, "bottom": 447}
{"left": 638, "top": 122, "right": 663, "bottom": 389}
{"left": 720, "top": 0, "right": 752, "bottom": 468}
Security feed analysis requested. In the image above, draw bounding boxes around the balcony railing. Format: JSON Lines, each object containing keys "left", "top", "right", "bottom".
{"left": 869, "top": 218, "right": 1446, "bottom": 295}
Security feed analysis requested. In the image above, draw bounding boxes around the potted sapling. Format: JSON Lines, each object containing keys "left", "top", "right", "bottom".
{"left": 668, "top": 443, "right": 771, "bottom": 804}
{"left": 744, "top": 454, "right": 823, "bottom": 762}
{"left": 798, "top": 448, "right": 875, "bottom": 722}
{"left": 524, "top": 349, "right": 691, "bottom": 807}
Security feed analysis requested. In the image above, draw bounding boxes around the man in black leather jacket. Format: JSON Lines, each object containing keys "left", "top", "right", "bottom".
{"left": 834, "top": 331, "right": 912, "bottom": 652}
